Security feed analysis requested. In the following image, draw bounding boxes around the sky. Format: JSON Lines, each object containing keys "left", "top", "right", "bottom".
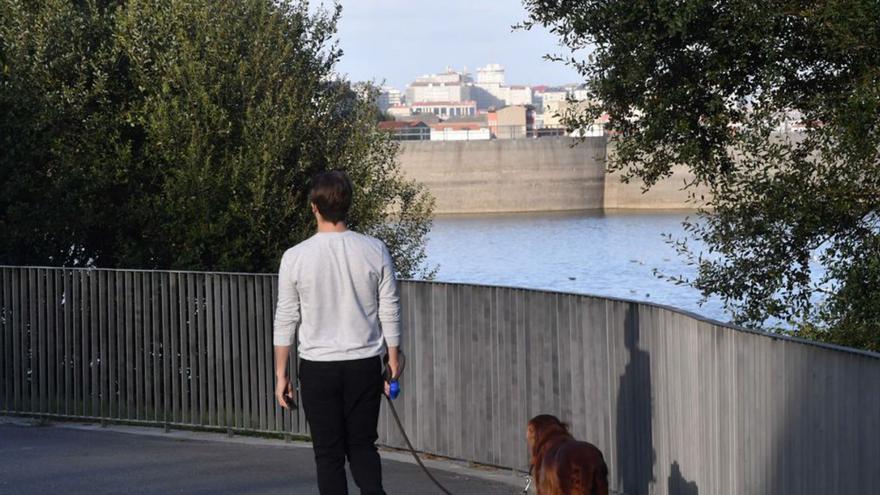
{"left": 310, "top": 0, "right": 584, "bottom": 90}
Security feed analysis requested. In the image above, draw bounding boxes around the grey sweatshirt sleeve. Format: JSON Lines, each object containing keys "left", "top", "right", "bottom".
{"left": 273, "top": 255, "right": 300, "bottom": 346}
{"left": 378, "top": 244, "right": 402, "bottom": 347}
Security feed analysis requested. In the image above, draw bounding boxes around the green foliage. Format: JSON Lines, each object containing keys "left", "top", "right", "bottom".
{"left": 0, "top": 0, "right": 434, "bottom": 278}
{"left": 803, "top": 236, "right": 880, "bottom": 352}
{"left": 523, "top": 1, "right": 880, "bottom": 351}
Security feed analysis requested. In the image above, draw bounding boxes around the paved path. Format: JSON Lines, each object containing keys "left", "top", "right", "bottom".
{"left": 0, "top": 417, "right": 521, "bottom": 495}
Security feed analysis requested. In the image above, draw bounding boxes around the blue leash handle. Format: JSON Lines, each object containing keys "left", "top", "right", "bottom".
{"left": 388, "top": 380, "right": 400, "bottom": 400}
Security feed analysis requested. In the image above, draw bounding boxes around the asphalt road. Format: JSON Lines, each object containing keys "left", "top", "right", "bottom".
{"left": 0, "top": 420, "right": 518, "bottom": 495}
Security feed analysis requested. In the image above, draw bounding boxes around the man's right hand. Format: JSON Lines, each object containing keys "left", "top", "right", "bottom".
{"left": 384, "top": 346, "right": 400, "bottom": 396}
{"left": 384, "top": 360, "right": 399, "bottom": 396}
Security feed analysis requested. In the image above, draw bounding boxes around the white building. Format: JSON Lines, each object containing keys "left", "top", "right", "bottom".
{"left": 386, "top": 104, "right": 412, "bottom": 119}
{"left": 538, "top": 84, "right": 599, "bottom": 125}
{"left": 414, "top": 67, "right": 470, "bottom": 85}
{"left": 572, "top": 87, "right": 590, "bottom": 101}
{"left": 540, "top": 89, "right": 569, "bottom": 104}
{"left": 430, "top": 128, "right": 491, "bottom": 141}
{"left": 471, "top": 63, "right": 533, "bottom": 110}
{"left": 401, "top": 64, "right": 541, "bottom": 114}
{"left": 540, "top": 92, "right": 607, "bottom": 134}
{"left": 405, "top": 67, "right": 471, "bottom": 104}
{"left": 476, "top": 63, "right": 505, "bottom": 85}
{"left": 506, "top": 85, "right": 533, "bottom": 106}
{"left": 377, "top": 86, "right": 403, "bottom": 111}
{"left": 407, "top": 82, "right": 469, "bottom": 103}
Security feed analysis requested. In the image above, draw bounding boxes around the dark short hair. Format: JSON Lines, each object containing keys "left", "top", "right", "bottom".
{"left": 308, "top": 170, "right": 353, "bottom": 224}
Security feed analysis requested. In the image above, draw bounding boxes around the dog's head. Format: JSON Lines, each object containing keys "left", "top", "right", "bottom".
{"left": 527, "top": 414, "right": 570, "bottom": 463}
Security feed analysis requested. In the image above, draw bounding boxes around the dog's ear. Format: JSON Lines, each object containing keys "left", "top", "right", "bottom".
{"left": 526, "top": 423, "right": 536, "bottom": 449}
{"left": 526, "top": 421, "right": 541, "bottom": 465}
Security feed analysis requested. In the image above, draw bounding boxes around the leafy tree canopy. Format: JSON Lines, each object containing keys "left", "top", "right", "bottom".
{"left": 0, "top": 0, "right": 433, "bottom": 277}
{"left": 523, "top": 0, "right": 880, "bottom": 351}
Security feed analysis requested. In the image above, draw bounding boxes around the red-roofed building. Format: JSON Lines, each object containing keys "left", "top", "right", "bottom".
{"left": 377, "top": 121, "right": 430, "bottom": 140}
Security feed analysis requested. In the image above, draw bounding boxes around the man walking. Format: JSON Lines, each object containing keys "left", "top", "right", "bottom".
{"left": 273, "top": 170, "right": 401, "bottom": 495}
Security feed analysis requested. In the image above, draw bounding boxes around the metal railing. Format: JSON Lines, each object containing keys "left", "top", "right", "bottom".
{"left": 2, "top": 266, "right": 878, "bottom": 494}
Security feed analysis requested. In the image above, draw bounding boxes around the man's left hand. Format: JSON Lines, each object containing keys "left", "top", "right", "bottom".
{"left": 276, "top": 375, "right": 297, "bottom": 409}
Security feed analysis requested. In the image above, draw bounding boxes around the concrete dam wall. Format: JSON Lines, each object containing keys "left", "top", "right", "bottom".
{"left": 396, "top": 138, "right": 710, "bottom": 214}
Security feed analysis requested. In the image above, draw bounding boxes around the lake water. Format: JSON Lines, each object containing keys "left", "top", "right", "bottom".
{"left": 423, "top": 210, "right": 730, "bottom": 323}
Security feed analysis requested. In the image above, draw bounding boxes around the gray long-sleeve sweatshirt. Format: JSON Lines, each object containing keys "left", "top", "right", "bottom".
{"left": 272, "top": 230, "right": 402, "bottom": 361}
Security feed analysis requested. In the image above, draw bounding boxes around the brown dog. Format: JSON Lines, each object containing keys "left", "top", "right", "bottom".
{"left": 527, "top": 415, "right": 609, "bottom": 495}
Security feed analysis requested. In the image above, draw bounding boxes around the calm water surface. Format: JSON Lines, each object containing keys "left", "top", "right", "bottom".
{"left": 423, "top": 210, "right": 729, "bottom": 323}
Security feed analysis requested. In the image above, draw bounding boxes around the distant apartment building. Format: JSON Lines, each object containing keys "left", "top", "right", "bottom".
{"left": 477, "top": 63, "right": 505, "bottom": 85}
{"left": 531, "top": 85, "right": 549, "bottom": 113}
{"left": 543, "top": 98, "right": 607, "bottom": 136}
{"left": 539, "top": 87, "right": 569, "bottom": 105}
{"left": 535, "top": 84, "right": 584, "bottom": 103}
{"left": 377, "top": 86, "right": 404, "bottom": 111}
{"left": 571, "top": 87, "right": 590, "bottom": 101}
{"left": 390, "top": 65, "right": 602, "bottom": 135}
{"left": 471, "top": 63, "right": 533, "bottom": 110}
{"left": 405, "top": 67, "right": 471, "bottom": 103}
{"left": 571, "top": 111, "right": 608, "bottom": 137}
{"left": 542, "top": 98, "right": 574, "bottom": 128}
{"left": 471, "top": 64, "right": 504, "bottom": 108}
{"left": 487, "top": 105, "right": 536, "bottom": 139}
{"left": 410, "top": 100, "right": 477, "bottom": 119}
{"left": 407, "top": 82, "right": 469, "bottom": 103}
{"left": 505, "top": 85, "right": 534, "bottom": 106}
{"left": 539, "top": 85, "right": 596, "bottom": 128}
{"left": 774, "top": 109, "right": 808, "bottom": 133}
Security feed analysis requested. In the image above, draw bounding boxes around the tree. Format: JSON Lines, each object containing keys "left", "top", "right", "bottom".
{"left": 0, "top": 0, "right": 434, "bottom": 277}
{"left": 522, "top": 1, "right": 880, "bottom": 351}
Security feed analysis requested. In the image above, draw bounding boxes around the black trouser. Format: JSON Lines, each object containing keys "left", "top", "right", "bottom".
{"left": 299, "top": 355, "right": 386, "bottom": 495}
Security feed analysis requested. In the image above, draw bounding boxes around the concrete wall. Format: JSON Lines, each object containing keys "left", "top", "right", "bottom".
{"left": 397, "top": 138, "right": 607, "bottom": 214}
{"left": 603, "top": 164, "right": 712, "bottom": 209}
{"left": 396, "top": 138, "right": 712, "bottom": 213}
